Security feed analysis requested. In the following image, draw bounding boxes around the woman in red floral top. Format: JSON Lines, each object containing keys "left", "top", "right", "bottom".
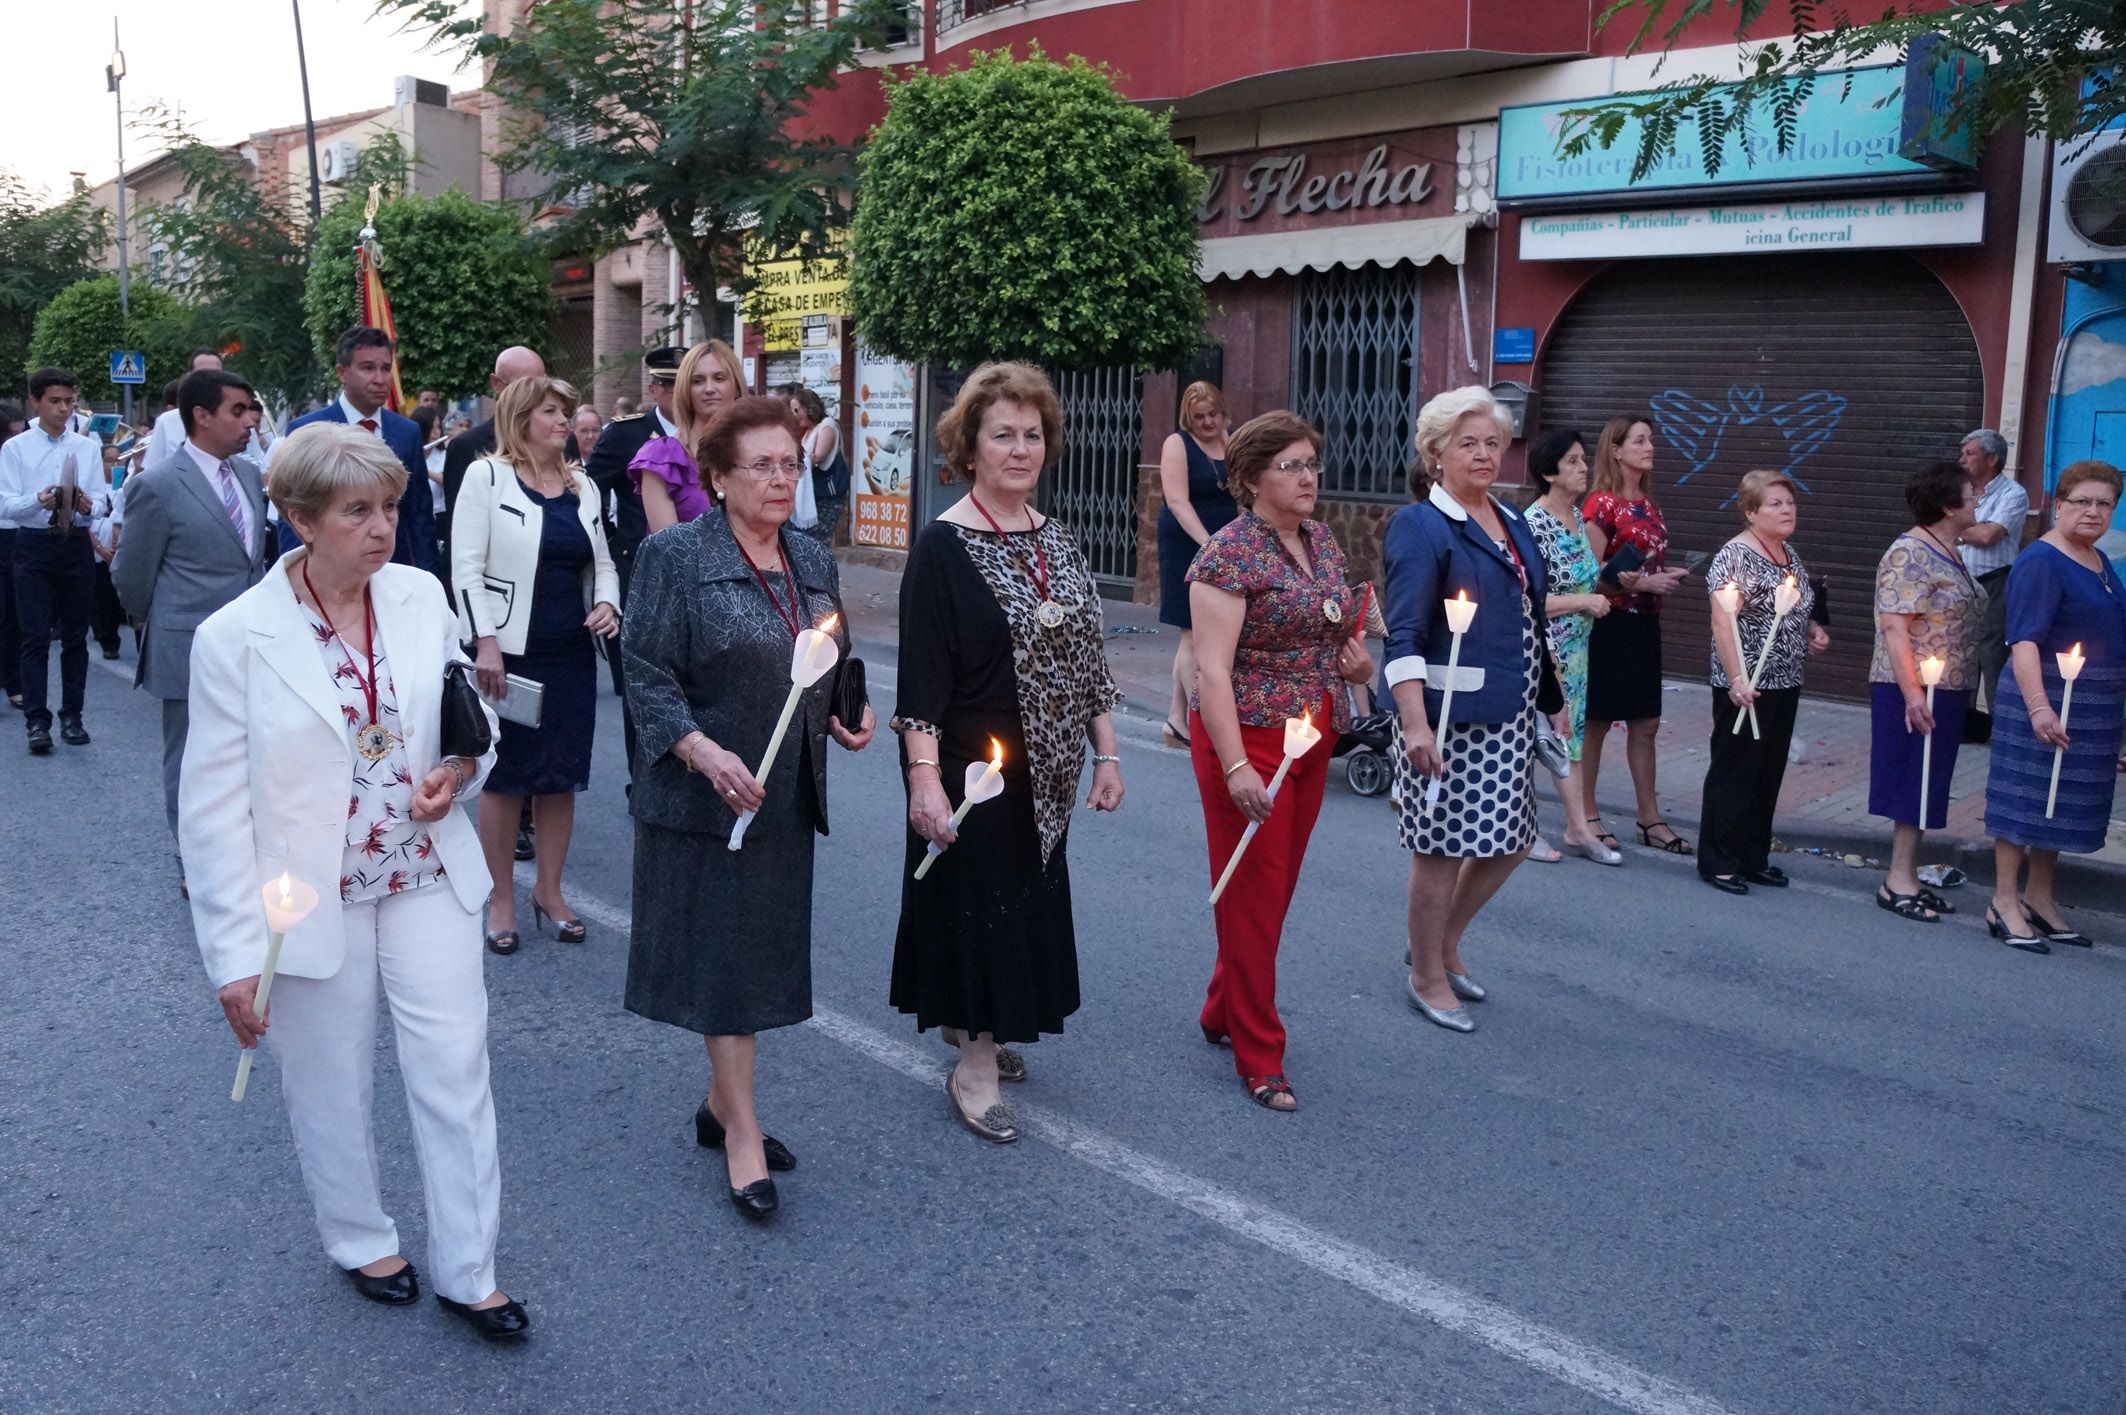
{"left": 1187, "top": 410, "right": 1375, "bottom": 1113}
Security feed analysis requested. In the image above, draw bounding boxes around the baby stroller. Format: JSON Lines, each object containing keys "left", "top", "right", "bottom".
{"left": 1334, "top": 709, "right": 1397, "bottom": 797}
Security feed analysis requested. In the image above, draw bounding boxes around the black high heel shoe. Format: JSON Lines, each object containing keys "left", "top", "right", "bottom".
{"left": 484, "top": 929, "right": 519, "bottom": 956}
{"left": 530, "top": 900, "right": 586, "bottom": 944}
{"left": 695, "top": 1103, "right": 796, "bottom": 1171}
{"left": 1985, "top": 906, "right": 2051, "bottom": 954}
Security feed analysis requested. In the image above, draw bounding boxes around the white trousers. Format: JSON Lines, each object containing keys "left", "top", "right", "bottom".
{"left": 266, "top": 883, "right": 501, "bottom": 1304}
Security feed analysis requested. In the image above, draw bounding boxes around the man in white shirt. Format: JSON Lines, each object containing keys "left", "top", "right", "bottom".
{"left": 1955, "top": 428, "right": 2028, "bottom": 728}
{"left": 144, "top": 348, "right": 269, "bottom": 468}
{"left": 0, "top": 368, "right": 110, "bottom": 753}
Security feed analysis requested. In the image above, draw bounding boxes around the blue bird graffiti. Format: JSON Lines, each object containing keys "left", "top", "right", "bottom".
{"left": 1649, "top": 385, "right": 1847, "bottom": 505}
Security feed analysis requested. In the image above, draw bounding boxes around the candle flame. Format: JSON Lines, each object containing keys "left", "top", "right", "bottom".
{"left": 989, "top": 736, "right": 1004, "bottom": 767}
{"left": 276, "top": 871, "right": 293, "bottom": 907}
{"left": 2070, "top": 641, "right": 2083, "bottom": 657}
{"left": 1453, "top": 589, "right": 1471, "bottom": 603}
{"left": 817, "top": 612, "right": 840, "bottom": 635}
{"left": 1301, "top": 709, "right": 1312, "bottom": 729}
{"left": 1783, "top": 574, "right": 1796, "bottom": 589}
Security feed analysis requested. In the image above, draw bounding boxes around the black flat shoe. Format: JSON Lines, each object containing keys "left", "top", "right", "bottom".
{"left": 1200, "top": 1023, "right": 1230, "bottom": 1047}
{"left": 484, "top": 929, "right": 519, "bottom": 956}
{"left": 345, "top": 1260, "right": 420, "bottom": 1305}
{"left": 434, "top": 1292, "right": 530, "bottom": 1342}
{"left": 1741, "top": 866, "right": 1788, "bottom": 887}
{"left": 1703, "top": 873, "right": 1749, "bottom": 895}
{"left": 728, "top": 1177, "right": 779, "bottom": 1220}
{"left": 2019, "top": 902, "right": 2094, "bottom": 948}
{"left": 1985, "top": 907, "right": 2050, "bottom": 954}
{"left": 694, "top": 1103, "right": 795, "bottom": 1171}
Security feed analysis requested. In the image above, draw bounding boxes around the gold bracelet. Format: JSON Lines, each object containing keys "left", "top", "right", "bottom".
{"left": 908, "top": 757, "right": 941, "bottom": 773}
{"left": 1223, "top": 758, "right": 1250, "bottom": 779}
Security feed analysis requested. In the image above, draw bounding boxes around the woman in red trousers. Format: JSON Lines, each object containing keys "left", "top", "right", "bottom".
{"left": 1188, "top": 410, "right": 1375, "bottom": 1112}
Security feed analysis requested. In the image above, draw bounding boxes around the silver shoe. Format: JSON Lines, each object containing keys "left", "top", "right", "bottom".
{"left": 1404, "top": 974, "right": 1476, "bottom": 1033}
{"left": 1447, "top": 971, "right": 1487, "bottom": 1003}
{"left": 945, "top": 1072, "right": 1019, "bottom": 1144}
{"left": 1565, "top": 837, "right": 1624, "bottom": 866}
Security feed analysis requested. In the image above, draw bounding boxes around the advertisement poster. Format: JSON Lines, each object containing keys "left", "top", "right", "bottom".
{"left": 852, "top": 341, "right": 916, "bottom": 550}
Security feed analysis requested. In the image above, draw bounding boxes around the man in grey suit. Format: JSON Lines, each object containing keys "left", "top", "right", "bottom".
{"left": 112, "top": 369, "right": 271, "bottom": 871}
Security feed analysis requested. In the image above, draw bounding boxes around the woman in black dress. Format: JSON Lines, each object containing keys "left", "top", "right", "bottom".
{"left": 893, "top": 362, "right": 1126, "bottom": 1144}
{"left": 1157, "top": 381, "right": 1237, "bottom": 745}
{"left": 621, "top": 396, "right": 874, "bottom": 1218}
{"left": 451, "top": 376, "right": 620, "bottom": 954}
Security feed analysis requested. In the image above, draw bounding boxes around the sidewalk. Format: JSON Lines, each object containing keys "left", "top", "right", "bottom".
{"left": 837, "top": 553, "right": 2126, "bottom": 912}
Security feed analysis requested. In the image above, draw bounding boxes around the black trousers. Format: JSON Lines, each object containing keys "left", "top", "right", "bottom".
{"left": 0, "top": 529, "right": 20, "bottom": 698}
{"left": 13, "top": 531, "right": 94, "bottom": 729}
{"left": 90, "top": 559, "right": 124, "bottom": 652}
{"left": 1699, "top": 685, "right": 1800, "bottom": 880}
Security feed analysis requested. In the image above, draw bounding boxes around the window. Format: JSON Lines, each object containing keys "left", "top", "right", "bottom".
{"left": 1291, "top": 261, "right": 1421, "bottom": 501}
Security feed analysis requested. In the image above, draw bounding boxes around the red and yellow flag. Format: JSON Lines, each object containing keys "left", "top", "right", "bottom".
{"left": 355, "top": 186, "right": 409, "bottom": 412}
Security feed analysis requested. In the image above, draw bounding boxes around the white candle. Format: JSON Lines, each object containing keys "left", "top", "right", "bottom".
{"left": 1208, "top": 711, "right": 1323, "bottom": 905}
{"left": 1425, "top": 591, "right": 1477, "bottom": 810}
{"left": 914, "top": 738, "right": 1006, "bottom": 879}
{"left": 1711, "top": 580, "right": 1759, "bottom": 739}
{"left": 1731, "top": 574, "right": 1801, "bottom": 736}
{"left": 2044, "top": 642, "right": 2086, "bottom": 819}
{"left": 728, "top": 613, "right": 841, "bottom": 851}
{"left": 232, "top": 871, "right": 320, "bottom": 1103}
{"left": 1917, "top": 654, "right": 1944, "bottom": 830}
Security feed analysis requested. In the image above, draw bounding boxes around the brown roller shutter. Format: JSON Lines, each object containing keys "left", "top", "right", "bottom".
{"left": 1537, "top": 252, "right": 1985, "bottom": 701}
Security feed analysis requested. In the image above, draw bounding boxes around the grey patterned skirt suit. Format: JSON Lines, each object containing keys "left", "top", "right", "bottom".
{"left": 619, "top": 507, "right": 849, "bottom": 1035}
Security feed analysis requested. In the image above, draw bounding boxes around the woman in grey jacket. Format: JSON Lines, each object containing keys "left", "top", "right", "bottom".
{"left": 619, "top": 396, "right": 874, "bottom": 1221}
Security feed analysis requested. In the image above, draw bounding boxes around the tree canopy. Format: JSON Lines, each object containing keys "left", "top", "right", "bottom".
{"left": 376, "top": 0, "right": 905, "bottom": 325}
{"left": 0, "top": 174, "right": 109, "bottom": 391}
{"left": 27, "top": 275, "right": 194, "bottom": 405}
{"left": 848, "top": 47, "right": 1206, "bottom": 372}
{"left": 1562, "top": 0, "right": 2124, "bottom": 180}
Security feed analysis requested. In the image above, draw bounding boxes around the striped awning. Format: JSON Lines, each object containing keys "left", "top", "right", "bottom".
{"left": 1198, "top": 213, "right": 1479, "bottom": 281}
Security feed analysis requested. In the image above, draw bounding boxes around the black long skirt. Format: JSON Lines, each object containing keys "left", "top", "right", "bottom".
{"left": 1585, "top": 609, "right": 1666, "bottom": 723}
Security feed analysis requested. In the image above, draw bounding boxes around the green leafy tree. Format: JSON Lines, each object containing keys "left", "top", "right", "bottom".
{"left": 376, "top": 0, "right": 905, "bottom": 325}
{"left": 0, "top": 173, "right": 109, "bottom": 388}
{"left": 1561, "top": 1, "right": 2122, "bottom": 179}
{"left": 26, "top": 275, "right": 195, "bottom": 404}
{"left": 848, "top": 47, "right": 1206, "bottom": 371}
{"left": 303, "top": 187, "right": 553, "bottom": 399}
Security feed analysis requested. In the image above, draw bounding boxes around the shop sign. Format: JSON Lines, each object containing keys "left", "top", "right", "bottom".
{"left": 852, "top": 341, "right": 916, "bottom": 550}
{"left": 1500, "top": 65, "right": 1940, "bottom": 203}
{"left": 1493, "top": 327, "right": 1536, "bottom": 364}
{"left": 745, "top": 245, "right": 848, "bottom": 351}
{"left": 1199, "top": 142, "right": 1436, "bottom": 224}
{"left": 1899, "top": 34, "right": 1985, "bottom": 171}
{"left": 1519, "top": 192, "right": 1985, "bottom": 261}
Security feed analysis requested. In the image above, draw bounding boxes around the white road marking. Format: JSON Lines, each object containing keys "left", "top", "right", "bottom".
{"left": 518, "top": 863, "right": 1739, "bottom": 1415}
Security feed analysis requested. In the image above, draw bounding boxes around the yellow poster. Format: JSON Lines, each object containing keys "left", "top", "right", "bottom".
{"left": 745, "top": 243, "right": 849, "bottom": 352}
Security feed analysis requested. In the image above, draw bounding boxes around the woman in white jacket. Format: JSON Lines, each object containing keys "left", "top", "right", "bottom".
{"left": 181, "top": 422, "right": 526, "bottom": 1342}
{"left": 450, "top": 376, "right": 620, "bottom": 954}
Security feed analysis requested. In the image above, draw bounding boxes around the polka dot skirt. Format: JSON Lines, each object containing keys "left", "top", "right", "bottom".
{"left": 1393, "top": 613, "right": 1540, "bottom": 858}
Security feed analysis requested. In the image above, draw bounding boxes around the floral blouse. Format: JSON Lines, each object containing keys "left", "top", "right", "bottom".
{"left": 1706, "top": 539, "right": 1816, "bottom": 691}
{"left": 1186, "top": 511, "right": 1354, "bottom": 731}
{"left": 1525, "top": 501, "right": 1600, "bottom": 647}
{"left": 300, "top": 602, "right": 446, "bottom": 904}
{"left": 1582, "top": 491, "right": 1669, "bottom": 615}
{"left": 1869, "top": 533, "right": 1985, "bottom": 691}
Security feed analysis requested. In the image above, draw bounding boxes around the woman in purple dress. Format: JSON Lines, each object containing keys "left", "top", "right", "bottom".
{"left": 629, "top": 339, "right": 743, "bottom": 533}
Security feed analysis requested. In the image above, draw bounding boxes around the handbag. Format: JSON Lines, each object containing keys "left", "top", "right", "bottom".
{"left": 1534, "top": 716, "right": 1573, "bottom": 780}
{"left": 440, "top": 660, "right": 493, "bottom": 760}
{"left": 832, "top": 656, "right": 869, "bottom": 728}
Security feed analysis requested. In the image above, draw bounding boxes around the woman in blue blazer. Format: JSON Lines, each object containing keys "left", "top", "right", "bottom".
{"left": 1383, "top": 387, "right": 1565, "bottom": 1035}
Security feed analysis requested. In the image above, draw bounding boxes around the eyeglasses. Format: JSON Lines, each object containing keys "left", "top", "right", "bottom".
{"left": 2059, "top": 495, "right": 2117, "bottom": 514}
{"left": 733, "top": 458, "right": 803, "bottom": 483}
{"left": 1268, "top": 458, "right": 1324, "bottom": 476}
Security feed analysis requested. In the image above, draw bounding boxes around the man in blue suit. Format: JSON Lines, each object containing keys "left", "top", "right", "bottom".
{"left": 273, "top": 325, "right": 437, "bottom": 575}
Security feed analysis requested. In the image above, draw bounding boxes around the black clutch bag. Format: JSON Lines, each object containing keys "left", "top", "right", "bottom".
{"left": 832, "top": 656, "right": 869, "bottom": 728}
{"left": 441, "top": 660, "right": 493, "bottom": 760}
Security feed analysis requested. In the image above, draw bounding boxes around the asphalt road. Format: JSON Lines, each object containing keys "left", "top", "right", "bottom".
{"left": 3, "top": 632, "right": 2122, "bottom": 1414}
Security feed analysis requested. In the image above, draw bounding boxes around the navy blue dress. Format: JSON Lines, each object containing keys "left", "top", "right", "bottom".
{"left": 490, "top": 485, "right": 597, "bottom": 796}
{"left": 1157, "top": 434, "right": 1239, "bottom": 628}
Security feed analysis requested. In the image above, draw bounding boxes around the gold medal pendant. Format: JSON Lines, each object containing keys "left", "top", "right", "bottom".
{"left": 355, "top": 721, "right": 394, "bottom": 762}
{"left": 1036, "top": 598, "right": 1066, "bottom": 630}
{"left": 1323, "top": 597, "right": 1343, "bottom": 625}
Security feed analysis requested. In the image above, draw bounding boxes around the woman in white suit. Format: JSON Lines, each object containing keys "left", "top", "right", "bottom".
{"left": 181, "top": 422, "right": 528, "bottom": 1343}
{"left": 451, "top": 375, "right": 620, "bottom": 955}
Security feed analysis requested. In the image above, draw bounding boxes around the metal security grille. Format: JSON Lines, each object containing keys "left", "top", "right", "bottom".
{"left": 937, "top": 0, "right": 1019, "bottom": 33}
{"left": 1292, "top": 261, "right": 1421, "bottom": 501}
{"left": 1047, "top": 364, "right": 1143, "bottom": 592}
{"left": 549, "top": 295, "right": 596, "bottom": 394}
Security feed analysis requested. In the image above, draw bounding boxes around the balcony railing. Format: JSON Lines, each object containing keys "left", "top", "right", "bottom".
{"left": 935, "top": 0, "right": 1031, "bottom": 35}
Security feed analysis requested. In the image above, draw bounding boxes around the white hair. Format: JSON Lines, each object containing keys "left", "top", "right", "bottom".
{"left": 1414, "top": 386, "right": 1510, "bottom": 473}
{"left": 268, "top": 422, "right": 407, "bottom": 527}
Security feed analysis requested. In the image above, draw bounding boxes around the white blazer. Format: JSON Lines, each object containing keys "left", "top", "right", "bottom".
{"left": 450, "top": 455, "right": 620, "bottom": 655}
{"left": 180, "top": 555, "right": 499, "bottom": 990}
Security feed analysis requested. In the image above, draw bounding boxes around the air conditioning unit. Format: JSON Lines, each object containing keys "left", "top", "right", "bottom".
{"left": 2049, "top": 129, "right": 2126, "bottom": 263}
{"left": 317, "top": 139, "right": 360, "bottom": 184}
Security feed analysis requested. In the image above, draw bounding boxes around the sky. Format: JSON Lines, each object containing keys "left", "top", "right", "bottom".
{"left": 2, "top": 0, "right": 477, "bottom": 199}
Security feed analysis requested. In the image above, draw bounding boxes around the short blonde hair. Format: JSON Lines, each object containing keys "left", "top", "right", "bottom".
{"left": 493, "top": 374, "right": 580, "bottom": 470}
{"left": 1736, "top": 468, "right": 1800, "bottom": 516}
{"left": 1414, "top": 386, "right": 1509, "bottom": 474}
{"left": 675, "top": 339, "right": 746, "bottom": 452}
{"left": 268, "top": 422, "right": 406, "bottom": 528}
{"left": 1178, "top": 380, "right": 1227, "bottom": 425}
{"left": 935, "top": 361, "right": 1064, "bottom": 481}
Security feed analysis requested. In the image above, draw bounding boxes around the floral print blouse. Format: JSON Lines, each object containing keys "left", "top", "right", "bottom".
{"left": 1582, "top": 491, "right": 1670, "bottom": 615}
{"left": 300, "top": 602, "right": 446, "bottom": 904}
{"left": 1186, "top": 511, "right": 1354, "bottom": 731}
{"left": 1869, "top": 532, "right": 1985, "bottom": 691}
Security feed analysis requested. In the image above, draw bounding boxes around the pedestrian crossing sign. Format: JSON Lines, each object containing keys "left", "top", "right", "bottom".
{"left": 109, "top": 350, "right": 147, "bottom": 384}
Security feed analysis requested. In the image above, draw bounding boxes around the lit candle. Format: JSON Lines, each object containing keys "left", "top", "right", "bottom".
{"left": 1710, "top": 580, "right": 1759, "bottom": 739}
{"left": 1917, "top": 654, "right": 1944, "bottom": 830}
{"left": 728, "top": 613, "right": 841, "bottom": 851}
{"left": 232, "top": 871, "right": 320, "bottom": 1103}
{"left": 1208, "top": 711, "right": 1323, "bottom": 905}
{"left": 914, "top": 737, "right": 1006, "bottom": 879}
{"left": 1425, "top": 591, "right": 1478, "bottom": 810}
{"left": 2044, "top": 642, "right": 2086, "bottom": 819}
{"left": 1731, "top": 574, "right": 1801, "bottom": 736}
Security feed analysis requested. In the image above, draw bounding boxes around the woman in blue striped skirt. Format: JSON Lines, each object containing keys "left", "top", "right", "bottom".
{"left": 1981, "top": 461, "right": 2126, "bottom": 952}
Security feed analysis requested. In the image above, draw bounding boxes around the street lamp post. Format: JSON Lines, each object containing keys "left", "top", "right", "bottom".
{"left": 107, "top": 20, "right": 130, "bottom": 425}
{"left": 292, "top": 0, "right": 323, "bottom": 232}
